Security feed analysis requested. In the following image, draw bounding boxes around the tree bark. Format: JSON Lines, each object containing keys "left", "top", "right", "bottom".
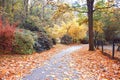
{"left": 11, "top": 0, "right": 14, "bottom": 13}
{"left": 1, "top": 0, "right": 5, "bottom": 25}
{"left": 2, "top": 0, "right": 5, "bottom": 7}
{"left": 23, "top": 0, "right": 29, "bottom": 21}
{"left": 117, "top": 45, "right": 120, "bottom": 51}
{"left": 87, "top": 0, "right": 95, "bottom": 51}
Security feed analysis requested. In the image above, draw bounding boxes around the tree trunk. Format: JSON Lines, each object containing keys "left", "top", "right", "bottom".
{"left": 23, "top": 0, "right": 29, "bottom": 21}
{"left": 94, "top": 31, "right": 98, "bottom": 48}
{"left": 1, "top": 0, "right": 5, "bottom": 25}
{"left": 41, "top": 0, "right": 46, "bottom": 20}
{"left": 2, "top": 0, "right": 5, "bottom": 7}
{"left": 87, "top": 0, "right": 95, "bottom": 51}
{"left": 11, "top": 0, "right": 14, "bottom": 13}
{"left": 117, "top": 45, "right": 120, "bottom": 51}
{"left": 42, "top": 5, "right": 45, "bottom": 19}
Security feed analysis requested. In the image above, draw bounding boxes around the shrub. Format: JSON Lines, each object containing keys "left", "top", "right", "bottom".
{"left": 13, "top": 30, "right": 35, "bottom": 54}
{"left": 0, "top": 19, "right": 16, "bottom": 52}
{"left": 61, "top": 34, "right": 72, "bottom": 45}
{"left": 80, "top": 37, "right": 89, "bottom": 44}
{"left": 52, "top": 38, "right": 56, "bottom": 45}
{"left": 34, "top": 32, "right": 53, "bottom": 52}
{"left": 20, "top": 22, "right": 40, "bottom": 32}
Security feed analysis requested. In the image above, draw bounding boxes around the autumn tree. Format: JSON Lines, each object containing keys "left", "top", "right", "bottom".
{"left": 45, "top": 18, "right": 87, "bottom": 42}
{"left": 51, "top": 0, "right": 95, "bottom": 50}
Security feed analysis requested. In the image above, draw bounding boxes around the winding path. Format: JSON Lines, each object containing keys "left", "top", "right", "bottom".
{"left": 22, "top": 45, "right": 83, "bottom": 80}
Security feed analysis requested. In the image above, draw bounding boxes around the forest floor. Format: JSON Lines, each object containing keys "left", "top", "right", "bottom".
{"left": 0, "top": 44, "right": 120, "bottom": 80}
{"left": 0, "top": 44, "right": 70, "bottom": 80}
{"left": 71, "top": 45, "right": 120, "bottom": 80}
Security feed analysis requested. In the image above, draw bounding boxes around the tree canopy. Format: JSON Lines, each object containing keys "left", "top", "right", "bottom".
{"left": 0, "top": 0, "right": 120, "bottom": 50}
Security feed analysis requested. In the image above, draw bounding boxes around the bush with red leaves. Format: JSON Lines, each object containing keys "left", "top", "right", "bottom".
{"left": 0, "top": 18, "right": 16, "bottom": 52}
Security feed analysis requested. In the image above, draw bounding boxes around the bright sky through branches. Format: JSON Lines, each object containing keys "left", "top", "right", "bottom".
{"left": 54, "top": 0, "right": 80, "bottom": 4}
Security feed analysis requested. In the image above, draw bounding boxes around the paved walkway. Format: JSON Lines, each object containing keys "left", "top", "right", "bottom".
{"left": 22, "top": 46, "right": 82, "bottom": 80}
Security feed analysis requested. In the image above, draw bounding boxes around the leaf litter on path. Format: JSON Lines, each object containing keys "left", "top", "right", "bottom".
{"left": 0, "top": 44, "right": 69, "bottom": 80}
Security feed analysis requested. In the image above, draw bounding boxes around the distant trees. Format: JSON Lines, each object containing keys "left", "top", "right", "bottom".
{"left": 0, "top": 0, "right": 119, "bottom": 51}
{"left": 45, "top": 18, "right": 87, "bottom": 43}
{"left": 79, "top": 0, "right": 120, "bottom": 50}
{"left": 103, "top": 8, "right": 120, "bottom": 41}
{"left": 0, "top": 0, "right": 55, "bottom": 27}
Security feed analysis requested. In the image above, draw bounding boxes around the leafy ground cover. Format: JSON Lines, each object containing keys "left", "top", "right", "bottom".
{"left": 0, "top": 44, "right": 120, "bottom": 80}
{"left": 71, "top": 45, "right": 120, "bottom": 80}
{"left": 0, "top": 44, "right": 70, "bottom": 80}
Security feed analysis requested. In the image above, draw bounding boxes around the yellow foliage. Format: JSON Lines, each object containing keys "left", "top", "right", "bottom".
{"left": 52, "top": 3, "right": 70, "bottom": 20}
{"left": 45, "top": 24, "right": 66, "bottom": 38}
{"left": 67, "top": 19, "right": 87, "bottom": 40}
{"left": 94, "top": 21, "right": 103, "bottom": 33}
{"left": 45, "top": 19, "right": 87, "bottom": 40}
